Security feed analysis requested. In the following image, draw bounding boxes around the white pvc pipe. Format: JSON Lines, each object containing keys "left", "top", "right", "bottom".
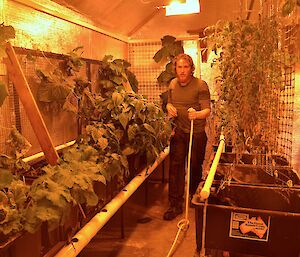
{"left": 54, "top": 147, "right": 169, "bottom": 257}
{"left": 184, "top": 118, "right": 193, "bottom": 220}
{"left": 200, "top": 135, "right": 225, "bottom": 200}
{"left": 22, "top": 140, "right": 76, "bottom": 163}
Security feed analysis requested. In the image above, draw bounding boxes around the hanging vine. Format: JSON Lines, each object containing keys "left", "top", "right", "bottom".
{"left": 205, "top": 17, "right": 284, "bottom": 154}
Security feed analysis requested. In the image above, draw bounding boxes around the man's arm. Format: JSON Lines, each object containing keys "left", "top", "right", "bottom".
{"left": 188, "top": 108, "right": 210, "bottom": 120}
{"left": 188, "top": 80, "right": 211, "bottom": 120}
{"left": 167, "top": 80, "right": 177, "bottom": 118}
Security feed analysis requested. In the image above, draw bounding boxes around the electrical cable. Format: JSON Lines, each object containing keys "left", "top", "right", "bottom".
{"left": 166, "top": 110, "right": 194, "bottom": 257}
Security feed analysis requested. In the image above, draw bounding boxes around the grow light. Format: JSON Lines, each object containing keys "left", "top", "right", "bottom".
{"left": 166, "top": 0, "right": 200, "bottom": 16}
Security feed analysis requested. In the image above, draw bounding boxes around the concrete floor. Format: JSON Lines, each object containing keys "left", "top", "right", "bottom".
{"left": 79, "top": 180, "right": 199, "bottom": 257}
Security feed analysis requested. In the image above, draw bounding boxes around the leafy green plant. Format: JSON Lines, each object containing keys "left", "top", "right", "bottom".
{"left": 35, "top": 47, "right": 84, "bottom": 113}
{"left": 76, "top": 55, "right": 172, "bottom": 167}
{"left": 153, "top": 35, "right": 184, "bottom": 111}
{"left": 0, "top": 45, "right": 171, "bottom": 244}
{"left": 0, "top": 175, "right": 29, "bottom": 239}
{"left": 205, "top": 17, "right": 284, "bottom": 153}
{"left": 0, "top": 130, "right": 33, "bottom": 239}
{"left": 82, "top": 86, "right": 172, "bottom": 166}
{"left": 6, "top": 127, "right": 32, "bottom": 160}
{"left": 59, "top": 46, "right": 84, "bottom": 76}
{"left": 153, "top": 35, "right": 184, "bottom": 86}
{"left": 98, "top": 55, "right": 138, "bottom": 96}
{"left": 25, "top": 144, "right": 106, "bottom": 232}
{"left": 79, "top": 125, "right": 129, "bottom": 182}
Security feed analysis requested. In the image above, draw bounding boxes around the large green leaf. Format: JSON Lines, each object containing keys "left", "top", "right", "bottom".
{"left": 0, "top": 24, "right": 15, "bottom": 43}
{"left": 98, "top": 137, "right": 108, "bottom": 149}
{"left": 153, "top": 48, "right": 166, "bottom": 63}
{"left": 127, "top": 124, "right": 137, "bottom": 141}
{"left": 114, "top": 59, "right": 131, "bottom": 69}
{"left": 126, "top": 70, "right": 138, "bottom": 93}
{"left": 165, "top": 62, "right": 174, "bottom": 72}
{"left": 83, "top": 191, "right": 98, "bottom": 206}
{"left": 102, "top": 55, "right": 113, "bottom": 63}
{"left": 119, "top": 112, "right": 129, "bottom": 129}
{"left": 122, "top": 146, "right": 135, "bottom": 156}
{"left": 105, "top": 159, "right": 122, "bottom": 178}
{"left": 111, "top": 75, "right": 124, "bottom": 85}
{"left": 157, "top": 70, "right": 175, "bottom": 84}
{"left": 138, "top": 112, "right": 146, "bottom": 123}
{"left": 161, "top": 35, "right": 176, "bottom": 46}
{"left": 63, "top": 98, "right": 78, "bottom": 113}
{"left": 143, "top": 123, "right": 156, "bottom": 134}
{"left": 0, "top": 169, "right": 13, "bottom": 190}
{"left": 51, "top": 85, "right": 72, "bottom": 101}
{"left": 7, "top": 127, "right": 32, "bottom": 158}
{"left": 172, "top": 41, "right": 184, "bottom": 56}
{"left": 35, "top": 203, "right": 62, "bottom": 226}
{"left": 133, "top": 99, "right": 144, "bottom": 113}
{"left": 112, "top": 91, "right": 123, "bottom": 106}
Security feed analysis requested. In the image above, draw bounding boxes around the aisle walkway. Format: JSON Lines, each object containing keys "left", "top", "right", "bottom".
{"left": 79, "top": 180, "right": 198, "bottom": 257}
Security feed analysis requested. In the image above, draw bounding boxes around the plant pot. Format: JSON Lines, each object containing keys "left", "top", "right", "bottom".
{"left": 192, "top": 181, "right": 300, "bottom": 257}
{"left": 210, "top": 152, "right": 300, "bottom": 186}
{"left": 218, "top": 152, "right": 290, "bottom": 166}
{"left": 127, "top": 153, "right": 147, "bottom": 179}
{"left": 8, "top": 229, "right": 41, "bottom": 257}
{"left": 217, "top": 163, "right": 300, "bottom": 186}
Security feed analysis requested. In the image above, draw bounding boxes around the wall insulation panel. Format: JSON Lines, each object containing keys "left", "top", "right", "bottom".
{"left": 0, "top": 0, "right": 128, "bottom": 156}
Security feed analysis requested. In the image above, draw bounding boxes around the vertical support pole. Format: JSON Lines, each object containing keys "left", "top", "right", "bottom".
{"left": 5, "top": 42, "right": 59, "bottom": 165}
{"left": 120, "top": 206, "right": 125, "bottom": 239}
{"left": 162, "top": 159, "right": 165, "bottom": 183}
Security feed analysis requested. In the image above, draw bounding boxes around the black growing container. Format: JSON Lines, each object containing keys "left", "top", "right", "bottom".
{"left": 192, "top": 181, "right": 300, "bottom": 257}
{"left": 210, "top": 152, "right": 300, "bottom": 186}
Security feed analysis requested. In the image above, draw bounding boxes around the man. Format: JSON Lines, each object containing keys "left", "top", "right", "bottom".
{"left": 164, "top": 53, "right": 211, "bottom": 221}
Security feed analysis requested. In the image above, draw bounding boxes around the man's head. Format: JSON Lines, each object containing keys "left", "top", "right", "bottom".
{"left": 173, "top": 53, "right": 195, "bottom": 85}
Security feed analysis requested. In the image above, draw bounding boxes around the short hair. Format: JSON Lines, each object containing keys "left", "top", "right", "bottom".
{"left": 173, "top": 53, "right": 195, "bottom": 74}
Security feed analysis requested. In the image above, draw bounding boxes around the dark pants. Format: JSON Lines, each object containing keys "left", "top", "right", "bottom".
{"left": 168, "top": 129, "right": 207, "bottom": 208}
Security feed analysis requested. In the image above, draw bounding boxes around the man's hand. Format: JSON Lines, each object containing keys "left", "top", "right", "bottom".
{"left": 188, "top": 107, "right": 211, "bottom": 120}
{"left": 188, "top": 108, "right": 197, "bottom": 120}
{"left": 166, "top": 103, "right": 177, "bottom": 118}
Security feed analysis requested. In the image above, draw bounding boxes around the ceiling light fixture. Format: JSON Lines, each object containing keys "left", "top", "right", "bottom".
{"left": 165, "top": 0, "right": 200, "bottom": 16}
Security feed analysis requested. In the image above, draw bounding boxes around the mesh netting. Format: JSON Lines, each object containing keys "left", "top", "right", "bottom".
{"left": 208, "top": 1, "right": 297, "bottom": 174}
{"left": 276, "top": 23, "right": 297, "bottom": 167}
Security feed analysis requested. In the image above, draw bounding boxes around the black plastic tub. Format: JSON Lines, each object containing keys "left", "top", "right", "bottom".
{"left": 192, "top": 181, "right": 300, "bottom": 257}
{"left": 209, "top": 152, "right": 300, "bottom": 186}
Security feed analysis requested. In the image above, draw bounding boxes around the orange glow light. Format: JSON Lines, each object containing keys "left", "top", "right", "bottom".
{"left": 17, "top": 14, "right": 54, "bottom": 37}
{"left": 166, "top": 0, "right": 200, "bottom": 16}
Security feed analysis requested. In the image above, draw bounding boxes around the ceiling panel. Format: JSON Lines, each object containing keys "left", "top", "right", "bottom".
{"left": 50, "top": 0, "right": 273, "bottom": 41}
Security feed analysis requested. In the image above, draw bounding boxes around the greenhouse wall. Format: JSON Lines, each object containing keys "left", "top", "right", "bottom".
{"left": 3, "top": 0, "right": 128, "bottom": 59}
{"left": 0, "top": 0, "right": 128, "bottom": 156}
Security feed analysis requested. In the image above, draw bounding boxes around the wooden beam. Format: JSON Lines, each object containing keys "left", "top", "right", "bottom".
{"left": 5, "top": 42, "right": 59, "bottom": 165}
{"left": 246, "top": 0, "right": 256, "bottom": 20}
{"left": 127, "top": 8, "right": 161, "bottom": 37}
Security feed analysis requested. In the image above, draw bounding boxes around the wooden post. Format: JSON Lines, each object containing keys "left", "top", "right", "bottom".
{"left": 5, "top": 42, "right": 59, "bottom": 165}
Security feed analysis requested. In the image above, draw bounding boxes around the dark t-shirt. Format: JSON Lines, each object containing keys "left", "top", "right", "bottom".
{"left": 168, "top": 77, "right": 211, "bottom": 133}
